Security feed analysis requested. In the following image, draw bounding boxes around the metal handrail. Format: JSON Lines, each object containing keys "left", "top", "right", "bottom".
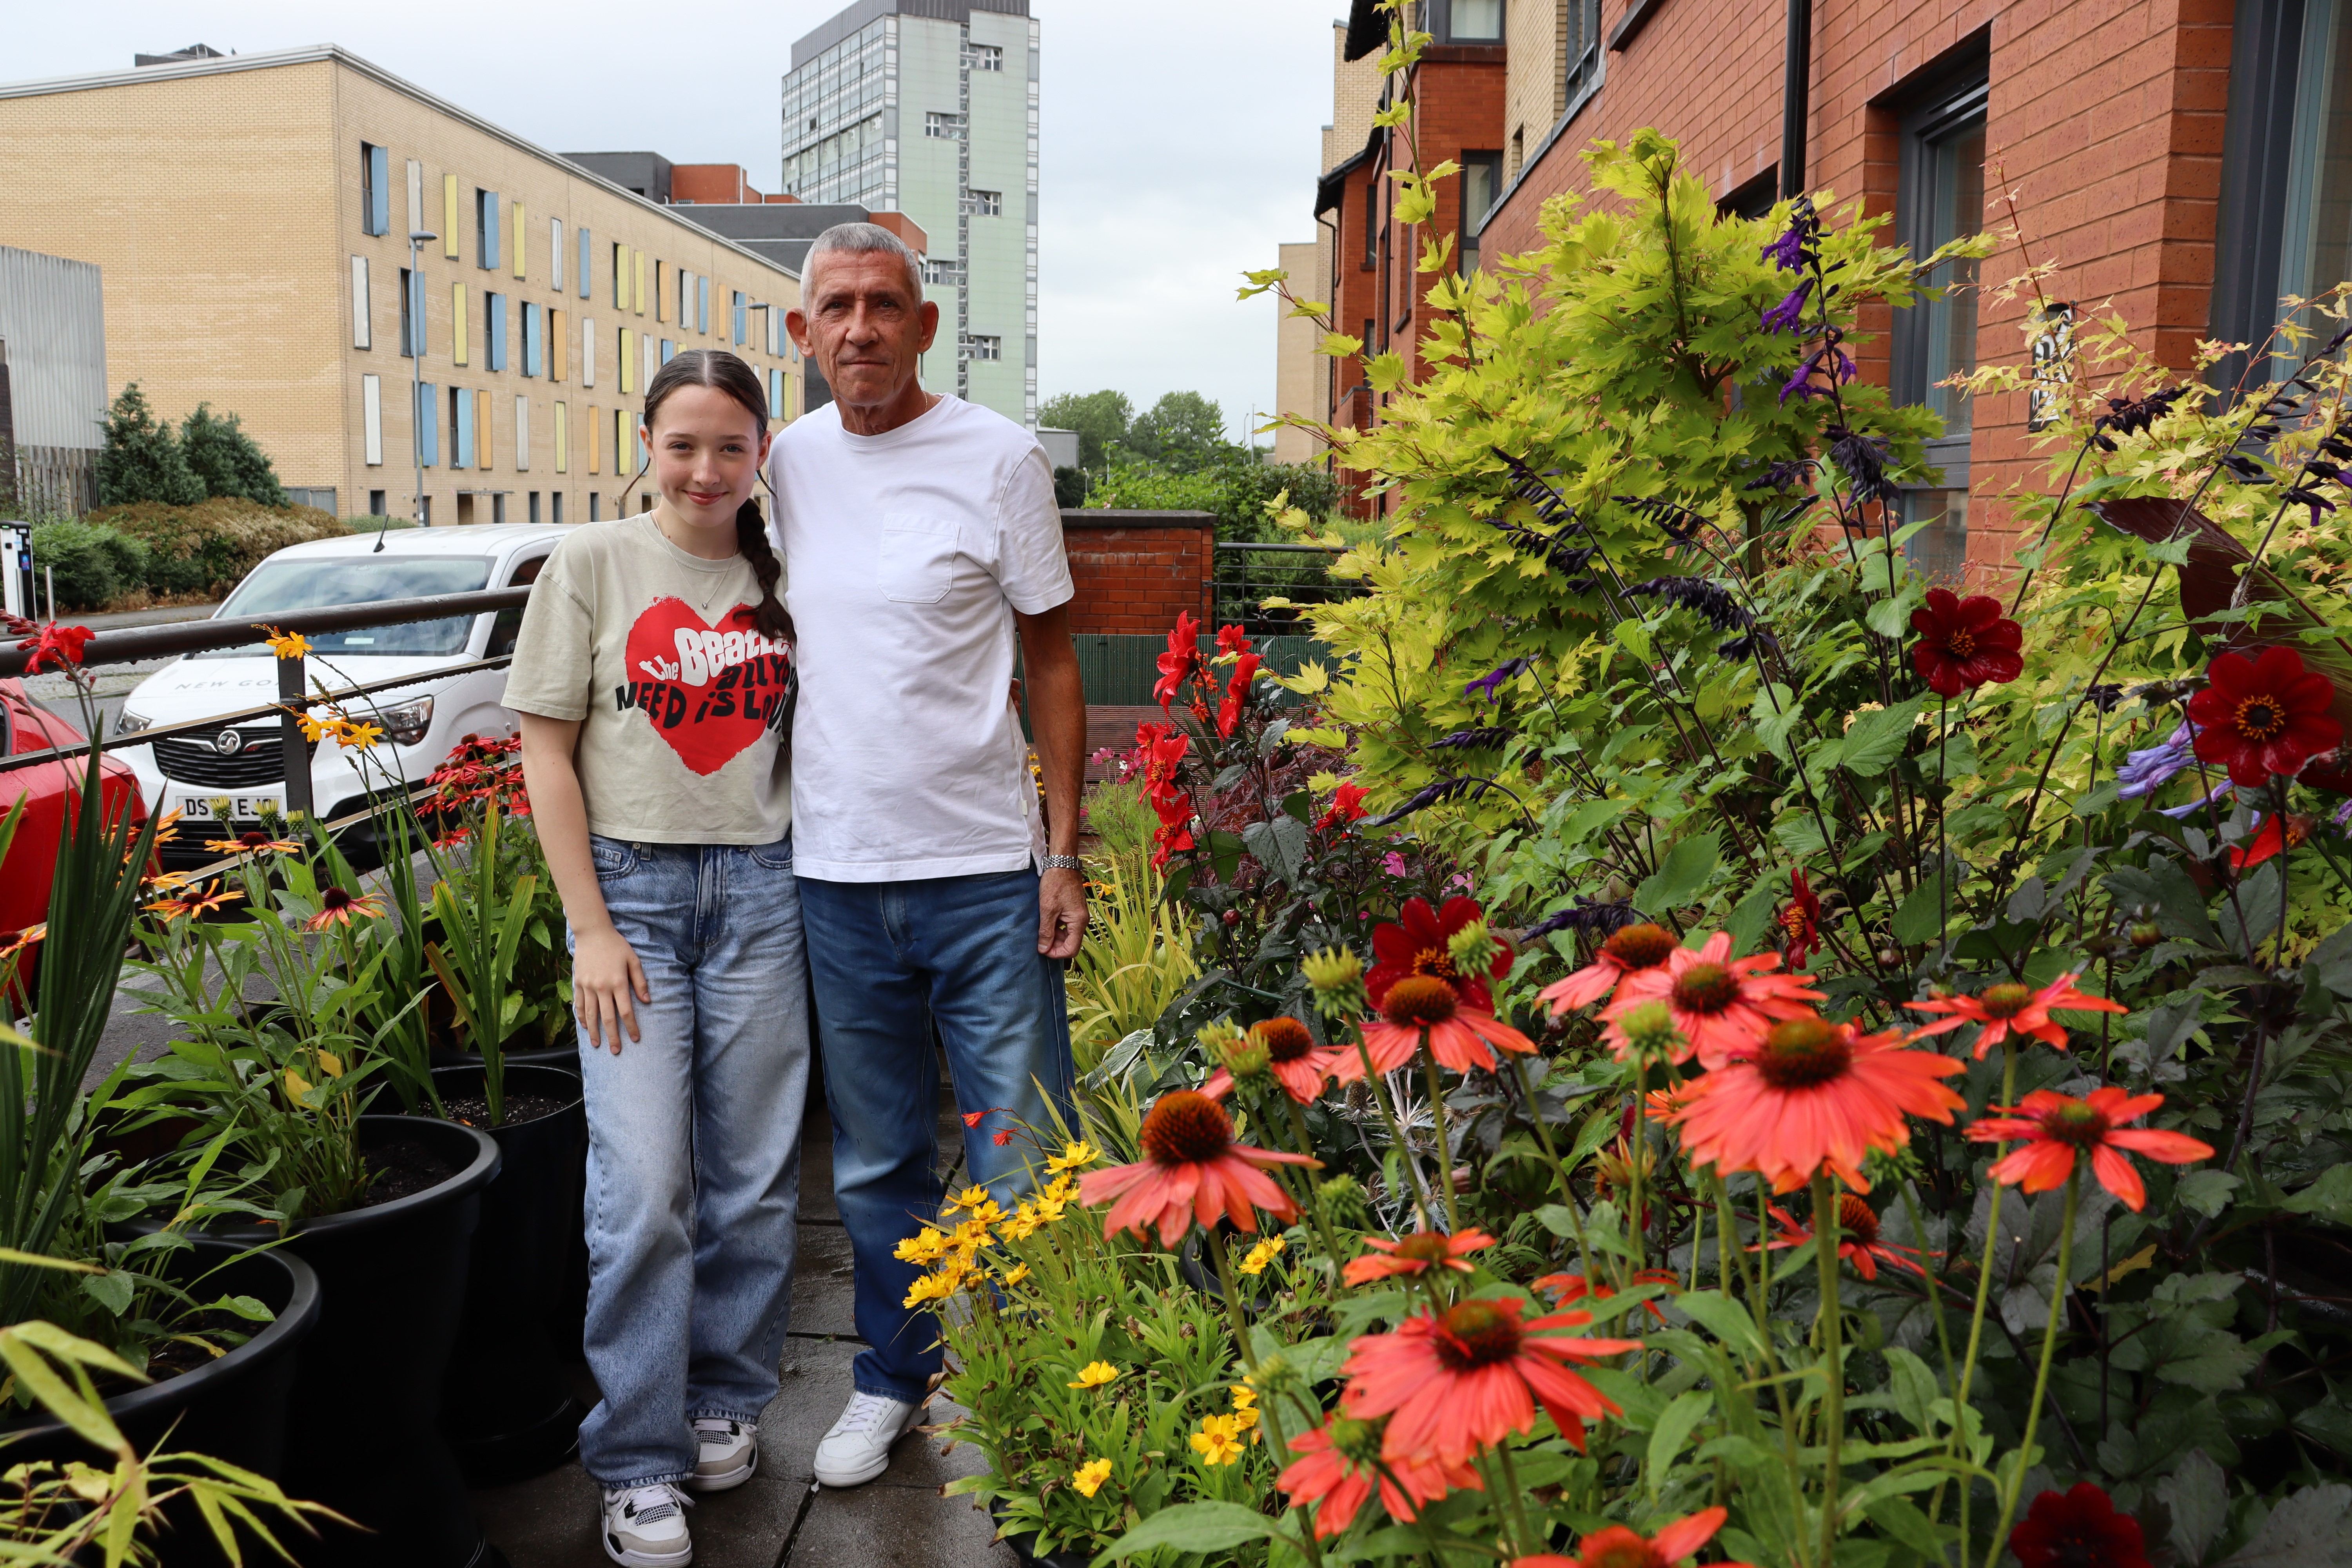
{"left": 1213, "top": 542, "right": 1347, "bottom": 554}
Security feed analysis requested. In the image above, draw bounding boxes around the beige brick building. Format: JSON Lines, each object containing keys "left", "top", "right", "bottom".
{"left": 0, "top": 45, "right": 805, "bottom": 525}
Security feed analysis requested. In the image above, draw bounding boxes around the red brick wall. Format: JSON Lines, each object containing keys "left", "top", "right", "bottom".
{"left": 1466, "top": 0, "right": 2233, "bottom": 577}
{"left": 1061, "top": 511, "right": 1216, "bottom": 636}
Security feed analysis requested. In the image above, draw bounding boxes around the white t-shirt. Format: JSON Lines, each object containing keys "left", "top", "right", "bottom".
{"left": 764, "top": 394, "right": 1073, "bottom": 881}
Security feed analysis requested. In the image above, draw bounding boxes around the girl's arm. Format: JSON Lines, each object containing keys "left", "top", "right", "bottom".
{"left": 519, "top": 713, "right": 648, "bottom": 1053}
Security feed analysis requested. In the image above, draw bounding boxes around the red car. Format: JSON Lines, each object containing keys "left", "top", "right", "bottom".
{"left": 0, "top": 679, "right": 145, "bottom": 997}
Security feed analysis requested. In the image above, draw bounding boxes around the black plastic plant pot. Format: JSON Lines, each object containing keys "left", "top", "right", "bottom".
{"left": 988, "top": 1498, "right": 1095, "bottom": 1568}
{"left": 425, "top": 1062, "right": 588, "bottom": 1486}
{"left": 278, "top": 1114, "right": 502, "bottom": 1568}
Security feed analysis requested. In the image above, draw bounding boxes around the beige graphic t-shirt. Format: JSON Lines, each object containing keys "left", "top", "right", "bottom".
{"left": 503, "top": 515, "right": 793, "bottom": 844}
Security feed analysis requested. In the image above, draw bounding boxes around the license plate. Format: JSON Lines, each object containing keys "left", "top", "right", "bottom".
{"left": 178, "top": 794, "right": 285, "bottom": 822}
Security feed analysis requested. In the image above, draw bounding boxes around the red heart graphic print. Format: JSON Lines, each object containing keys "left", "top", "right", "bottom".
{"left": 618, "top": 597, "right": 793, "bottom": 776}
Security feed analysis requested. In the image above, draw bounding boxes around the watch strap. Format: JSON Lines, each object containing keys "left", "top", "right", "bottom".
{"left": 1039, "top": 854, "right": 1084, "bottom": 872}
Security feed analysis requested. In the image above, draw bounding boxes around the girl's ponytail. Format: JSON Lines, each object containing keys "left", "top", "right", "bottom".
{"left": 641, "top": 347, "right": 794, "bottom": 646}
{"left": 736, "top": 496, "right": 793, "bottom": 644}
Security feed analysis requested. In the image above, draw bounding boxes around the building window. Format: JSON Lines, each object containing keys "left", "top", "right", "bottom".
{"left": 523, "top": 302, "right": 543, "bottom": 377}
{"left": 1901, "top": 490, "right": 1970, "bottom": 583}
{"left": 969, "top": 334, "right": 1002, "bottom": 361}
{"left": 615, "top": 409, "right": 630, "bottom": 477}
{"left": 551, "top": 308, "right": 567, "bottom": 381}
{"left": 477, "top": 189, "right": 501, "bottom": 270}
{"left": 552, "top": 219, "right": 565, "bottom": 291}
{"left": 553, "top": 492, "right": 564, "bottom": 524}
{"left": 923, "top": 257, "right": 962, "bottom": 287}
{"left": 1564, "top": 0, "right": 1602, "bottom": 104}
{"left": 351, "top": 256, "right": 371, "bottom": 350}
{"left": 971, "top": 43, "right": 1003, "bottom": 70}
{"left": 1444, "top": 0, "right": 1503, "bottom": 42}
{"left": 590, "top": 493, "right": 601, "bottom": 521}
{"left": 1363, "top": 182, "right": 1377, "bottom": 269}
{"left": 452, "top": 387, "right": 474, "bottom": 469}
{"left": 362, "top": 374, "right": 383, "bottom": 466}
{"left": 732, "top": 290, "right": 747, "bottom": 346}
{"left": 399, "top": 268, "right": 419, "bottom": 357}
{"left": 418, "top": 383, "right": 439, "bottom": 466}
{"left": 1458, "top": 152, "right": 1502, "bottom": 276}
{"left": 613, "top": 243, "right": 628, "bottom": 309}
{"left": 579, "top": 227, "right": 593, "bottom": 300}
{"left": 361, "top": 143, "right": 389, "bottom": 235}
{"left": 964, "top": 189, "right": 1003, "bottom": 216}
{"left": 619, "top": 328, "right": 635, "bottom": 394}
{"left": 370, "top": 490, "right": 387, "bottom": 515}
{"left": 661, "top": 338, "right": 676, "bottom": 364}
{"left": 636, "top": 252, "right": 648, "bottom": 315}
{"left": 677, "top": 268, "right": 691, "bottom": 329}
{"left": 443, "top": 174, "right": 461, "bottom": 260}
{"left": 1893, "top": 53, "right": 1988, "bottom": 578}
{"left": 406, "top": 158, "right": 424, "bottom": 236}
{"left": 453, "top": 283, "right": 470, "bottom": 365}
{"left": 655, "top": 260, "right": 668, "bottom": 323}
{"left": 485, "top": 292, "right": 508, "bottom": 372}
{"left": 926, "top": 111, "right": 966, "bottom": 139}
{"left": 588, "top": 404, "right": 601, "bottom": 474}
{"left": 516, "top": 396, "right": 532, "bottom": 471}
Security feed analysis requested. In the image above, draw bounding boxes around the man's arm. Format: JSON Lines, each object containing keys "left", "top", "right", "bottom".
{"left": 1015, "top": 601, "right": 1087, "bottom": 959}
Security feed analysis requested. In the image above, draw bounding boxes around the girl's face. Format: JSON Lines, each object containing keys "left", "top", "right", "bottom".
{"left": 642, "top": 384, "right": 771, "bottom": 538}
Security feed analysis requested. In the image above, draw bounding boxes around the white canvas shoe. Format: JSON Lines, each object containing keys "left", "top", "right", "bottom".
{"left": 811, "top": 1390, "right": 925, "bottom": 1488}
{"left": 686, "top": 1417, "right": 758, "bottom": 1492}
{"left": 600, "top": 1482, "right": 693, "bottom": 1567}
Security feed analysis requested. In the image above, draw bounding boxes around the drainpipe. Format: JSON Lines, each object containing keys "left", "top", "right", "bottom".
{"left": 1780, "top": 0, "right": 1812, "bottom": 199}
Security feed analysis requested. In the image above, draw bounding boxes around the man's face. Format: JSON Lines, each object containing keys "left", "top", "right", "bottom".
{"left": 787, "top": 250, "right": 939, "bottom": 411}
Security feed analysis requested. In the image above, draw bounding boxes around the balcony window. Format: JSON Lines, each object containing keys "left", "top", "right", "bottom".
{"left": 1446, "top": 0, "right": 1503, "bottom": 41}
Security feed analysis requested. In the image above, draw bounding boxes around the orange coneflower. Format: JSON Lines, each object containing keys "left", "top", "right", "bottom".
{"left": 305, "top": 886, "right": 387, "bottom": 931}
{"left": 1967, "top": 1087, "right": 2213, "bottom": 1212}
{"left": 1352, "top": 973, "right": 1539, "bottom": 1076}
{"left": 1662, "top": 1014, "right": 1965, "bottom": 1194}
{"left": 1342, "top": 1226, "right": 1493, "bottom": 1285}
{"left": 1530, "top": 1269, "right": 1679, "bottom": 1324}
{"left": 1076, "top": 1087, "right": 1319, "bottom": 1247}
{"left": 1601, "top": 931, "right": 1823, "bottom": 1068}
{"left": 1278, "top": 1413, "right": 1479, "bottom": 1537}
{"left": 1339, "top": 1296, "right": 1640, "bottom": 1464}
{"left": 1511, "top": 1506, "right": 1755, "bottom": 1568}
{"left": 1202, "top": 1016, "right": 1349, "bottom": 1104}
{"left": 1906, "top": 972, "right": 2127, "bottom": 1058}
{"left": 1764, "top": 1195, "right": 1931, "bottom": 1281}
{"left": 1539, "top": 921, "right": 1681, "bottom": 1013}
{"left": 178, "top": 884, "right": 245, "bottom": 918}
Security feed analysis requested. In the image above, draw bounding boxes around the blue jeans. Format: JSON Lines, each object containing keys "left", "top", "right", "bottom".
{"left": 799, "top": 869, "right": 1075, "bottom": 1403}
{"left": 574, "top": 835, "right": 810, "bottom": 1488}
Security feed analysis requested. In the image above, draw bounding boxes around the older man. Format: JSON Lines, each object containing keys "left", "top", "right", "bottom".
{"left": 766, "top": 221, "right": 1086, "bottom": 1488}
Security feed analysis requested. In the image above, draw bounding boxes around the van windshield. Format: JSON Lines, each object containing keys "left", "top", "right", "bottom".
{"left": 197, "top": 557, "right": 492, "bottom": 657}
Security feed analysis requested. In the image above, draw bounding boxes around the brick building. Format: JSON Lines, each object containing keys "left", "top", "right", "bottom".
{"left": 1294, "top": 0, "right": 2337, "bottom": 579}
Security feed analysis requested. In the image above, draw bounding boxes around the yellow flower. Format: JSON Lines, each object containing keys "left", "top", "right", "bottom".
{"left": 902, "top": 1265, "right": 969, "bottom": 1308}
{"left": 999, "top": 1210, "right": 1041, "bottom": 1242}
{"left": 337, "top": 720, "right": 385, "bottom": 750}
{"left": 1067, "top": 1360, "right": 1120, "bottom": 1390}
{"left": 262, "top": 628, "right": 310, "bottom": 661}
{"left": 963, "top": 1197, "right": 1005, "bottom": 1227}
{"left": 942, "top": 1184, "right": 993, "bottom": 1214}
{"left": 1230, "top": 1384, "right": 1256, "bottom": 1410}
{"left": 950, "top": 1217, "right": 995, "bottom": 1252}
{"left": 295, "top": 710, "right": 348, "bottom": 744}
{"left": 1190, "top": 1414, "right": 1245, "bottom": 1467}
{"left": 894, "top": 1228, "right": 949, "bottom": 1265}
{"left": 1072, "top": 1457, "right": 1112, "bottom": 1498}
{"left": 1238, "top": 1235, "right": 1285, "bottom": 1276}
{"left": 1000, "top": 1263, "right": 1031, "bottom": 1286}
{"left": 1047, "top": 1140, "right": 1101, "bottom": 1174}
{"left": 1043, "top": 1172, "right": 1079, "bottom": 1202}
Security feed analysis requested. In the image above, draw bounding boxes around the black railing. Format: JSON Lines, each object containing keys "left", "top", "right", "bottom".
{"left": 1212, "top": 542, "right": 1359, "bottom": 639}
{"left": 0, "top": 588, "right": 532, "bottom": 818}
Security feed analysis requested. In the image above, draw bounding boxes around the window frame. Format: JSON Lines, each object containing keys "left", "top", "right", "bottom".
{"left": 361, "top": 143, "right": 389, "bottom": 236}
{"left": 1457, "top": 151, "right": 1503, "bottom": 276}
{"left": 1432, "top": 0, "right": 1504, "bottom": 43}
{"left": 2211, "top": 0, "right": 2329, "bottom": 390}
{"left": 1890, "top": 66, "right": 1990, "bottom": 490}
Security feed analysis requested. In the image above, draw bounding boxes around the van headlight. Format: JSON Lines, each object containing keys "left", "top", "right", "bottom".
{"left": 368, "top": 697, "right": 434, "bottom": 747}
{"left": 114, "top": 707, "right": 151, "bottom": 735}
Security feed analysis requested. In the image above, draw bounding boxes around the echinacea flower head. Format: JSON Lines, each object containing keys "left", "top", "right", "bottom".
{"left": 1067, "top": 1361, "right": 1120, "bottom": 1390}
{"left": 1278, "top": 1412, "right": 1481, "bottom": 1538}
{"left": 1765, "top": 1194, "right": 1930, "bottom": 1281}
{"left": 1203, "top": 1014, "right": 1345, "bottom": 1103}
{"left": 1909, "top": 589, "right": 2025, "bottom": 699}
{"left": 1339, "top": 1296, "right": 1640, "bottom": 1464}
{"left": 1342, "top": 1226, "right": 1492, "bottom": 1285}
{"left": 207, "top": 830, "right": 301, "bottom": 857}
{"left": 1071, "top": 1457, "right": 1112, "bottom": 1498}
{"left": 1077, "top": 1087, "right": 1318, "bottom": 1246}
{"left": 305, "top": 885, "right": 387, "bottom": 931}
{"left": 1663, "top": 1015, "right": 1965, "bottom": 1193}
{"left": 1969, "top": 1087, "right": 2213, "bottom": 1212}
{"left": 1353, "top": 970, "right": 1538, "bottom": 1076}
{"left": 1601, "top": 931, "right": 1824, "bottom": 1068}
{"left": 1511, "top": 1506, "right": 1753, "bottom": 1568}
{"left": 2007, "top": 1482, "right": 2150, "bottom": 1568}
{"left": 1541, "top": 922, "right": 1681, "bottom": 1013}
{"left": 2183, "top": 645, "right": 2343, "bottom": 787}
{"left": 1530, "top": 1268, "right": 1679, "bottom": 1324}
{"left": 1906, "top": 971, "right": 2125, "bottom": 1058}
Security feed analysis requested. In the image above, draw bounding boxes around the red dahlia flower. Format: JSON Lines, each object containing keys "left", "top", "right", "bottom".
{"left": 1909, "top": 588, "right": 2024, "bottom": 698}
{"left": 2007, "top": 1482, "right": 2150, "bottom": 1568}
{"left": 1342, "top": 1226, "right": 1493, "bottom": 1285}
{"left": 1968, "top": 1086, "right": 2213, "bottom": 1212}
{"left": 1217, "top": 649, "right": 1263, "bottom": 739}
{"left": 1778, "top": 869, "right": 1823, "bottom": 968}
{"left": 1369, "top": 897, "right": 1506, "bottom": 1013}
{"left": 1216, "top": 623, "right": 1253, "bottom": 659}
{"left": 1540, "top": 921, "right": 1680, "bottom": 1013}
{"left": 1601, "top": 931, "right": 1824, "bottom": 1068}
{"left": 1511, "top": 1507, "right": 1755, "bottom": 1568}
{"left": 1764, "top": 1194, "right": 1930, "bottom": 1281}
{"left": 1152, "top": 611, "right": 1203, "bottom": 709}
{"left": 1906, "top": 971, "right": 2125, "bottom": 1059}
{"left": 2183, "top": 645, "right": 2343, "bottom": 787}
{"left": 1278, "top": 1413, "right": 1479, "bottom": 1537}
{"left": 1317, "top": 782, "right": 1369, "bottom": 831}
{"left": 1077, "top": 1086, "right": 1319, "bottom": 1245}
{"left": 1339, "top": 1296, "right": 1639, "bottom": 1464}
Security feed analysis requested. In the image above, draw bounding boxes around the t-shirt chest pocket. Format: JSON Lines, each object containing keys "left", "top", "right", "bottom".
{"left": 877, "top": 514, "right": 960, "bottom": 604}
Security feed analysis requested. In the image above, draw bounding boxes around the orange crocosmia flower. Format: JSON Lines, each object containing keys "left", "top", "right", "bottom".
{"left": 1339, "top": 1297, "right": 1639, "bottom": 1465}
{"left": 1764, "top": 1195, "right": 1931, "bottom": 1281}
{"left": 1342, "top": 1227, "right": 1493, "bottom": 1285}
{"left": 1662, "top": 1014, "right": 1965, "bottom": 1194}
{"left": 1202, "top": 1016, "right": 1348, "bottom": 1104}
{"left": 1540, "top": 921, "right": 1682, "bottom": 1013}
{"left": 1601, "top": 931, "right": 1824, "bottom": 1068}
{"left": 1510, "top": 1506, "right": 1754, "bottom": 1568}
{"left": 1968, "top": 1087, "right": 2214, "bottom": 1212}
{"left": 1906, "top": 971, "right": 2126, "bottom": 1059}
{"left": 1076, "top": 1086, "right": 1319, "bottom": 1247}
{"left": 1530, "top": 1268, "right": 1679, "bottom": 1324}
{"left": 1277, "top": 1413, "right": 1480, "bottom": 1538}
{"left": 1350, "top": 973, "right": 1538, "bottom": 1076}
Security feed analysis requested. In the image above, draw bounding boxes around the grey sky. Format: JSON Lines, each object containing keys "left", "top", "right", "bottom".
{"left": 7, "top": 0, "right": 1346, "bottom": 447}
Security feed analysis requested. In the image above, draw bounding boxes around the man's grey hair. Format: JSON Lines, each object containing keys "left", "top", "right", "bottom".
{"left": 804, "top": 222, "right": 924, "bottom": 305}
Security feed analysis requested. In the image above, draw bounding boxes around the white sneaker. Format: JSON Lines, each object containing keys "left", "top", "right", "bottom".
{"left": 600, "top": 1482, "right": 692, "bottom": 1567}
{"left": 686, "top": 1417, "right": 758, "bottom": 1492}
{"left": 811, "top": 1390, "right": 925, "bottom": 1488}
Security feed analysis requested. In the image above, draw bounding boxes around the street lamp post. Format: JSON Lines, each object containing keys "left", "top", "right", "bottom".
{"left": 380, "top": 229, "right": 437, "bottom": 552}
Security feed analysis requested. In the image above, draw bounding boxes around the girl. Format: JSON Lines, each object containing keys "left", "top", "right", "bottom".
{"left": 507, "top": 349, "right": 805, "bottom": 1568}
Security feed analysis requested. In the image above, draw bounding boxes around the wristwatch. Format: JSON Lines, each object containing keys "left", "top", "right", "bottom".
{"left": 1040, "top": 855, "right": 1084, "bottom": 872}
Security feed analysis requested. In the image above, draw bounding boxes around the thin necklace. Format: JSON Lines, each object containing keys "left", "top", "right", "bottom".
{"left": 652, "top": 504, "right": 741, "bottom": 610}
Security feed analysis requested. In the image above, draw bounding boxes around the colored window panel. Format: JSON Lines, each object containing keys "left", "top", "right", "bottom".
{"left": 581, "top": 317, "right": 595, "bottom": 387}
{"left": 732, "top": 290, "right": 746, "bottom": 346}
{"left": 362, "top": 374, "right": 383, "bottom": 466}
{"left": 477, "top": 189, "right": 500, "bottom": 270}
{"left": 555, "top": 400, "right": 568, "bottom": 473}
{"left": 443, "top": 175, "right": 460, "bottom": 258}
{"left": 351, "top": 256, "right": 370, "bottom": 350}
{"left": 477, "top": 389, "right": 493, "bottom": 469}
{"left": 698, "top": 276, "right": 710, "bottom": 335}
{"left": 635, "top": 252, "right": 647, "bottom": 315}
{"left": 453, "top": 387, "right": 473, "bottom": 470}
{"left": 406, "top": 159, "right": 423, "bottom": 236}
{"left": 452, "top": 283, "right": 469, "bottom": 365}
{"left": 614, "top": 409, "right": 628, "bottom": 477}
{"left": 613, "top": 243, "right": 627, "bottom": 309}
{"left": 417, "top": 383, "right": 439, "bottom": 466}
{"left": 586, "top": 404, "right": 599, "bottom": 474}
{"left": 655, "top": 260, "right": 667, "bottom": 323}
{"left": 579, "top": 228, "right": 593, "bottom": 300}
{"left": 362, "top": 143, "right": 389, "bottom": 236}
{"left": 400, "top": 268, "right": 421, "bottom": 357}
{"left": 619, "top": 329, "right": 635, "bottom": 393}
{"left": 486, "top": 292, "right": 507, "bottom": 372}
{"left": 552, "top": 219, "right": 564, "bottom": 291}
{"left": 661, "top": 338, "right": 675, "bottom": 364}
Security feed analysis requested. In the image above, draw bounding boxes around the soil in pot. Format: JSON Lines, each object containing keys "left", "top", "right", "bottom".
{"left": 427, "top": 1063, "right": 588, "bottom": 1487}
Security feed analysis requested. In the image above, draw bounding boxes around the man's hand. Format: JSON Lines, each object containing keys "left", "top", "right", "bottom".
{"left": 1037, "top": 866, "right": 1087, "bottom": 960}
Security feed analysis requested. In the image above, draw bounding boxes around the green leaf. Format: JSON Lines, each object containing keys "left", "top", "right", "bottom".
{"left": 2282, "top": 1166, "right": 2352, "bottom": 1223}
{"left": 1838, "top": 696, "right": 1930, "bottom": 778}
{"left": 1882, "top": 1346, "right": 1941, "bottom": 1438}
{"left": 1646, "top": 1389, "right": 1711, "bottom": 1499}
{"left": 1893, "top": 879, "right": 1950, "bottom": 946}
{"left": 2175, "top": 1169, "right": 2241, "bottom": 1219}
{"left": 1861, "top": 1494, "right": 1947, "bottom": 1558}
{"left": 78, "top": 1269, "right": 133, "bottom": 1318}
{"left": 1635, "top": 831, "right": 1721, "bottom": 913}
{"left": 1670, "top": 1290, "right": 1765, "bottom": 1361}
{"left": 1091, "top": 1500, "right": 1278, "bottom": 1562}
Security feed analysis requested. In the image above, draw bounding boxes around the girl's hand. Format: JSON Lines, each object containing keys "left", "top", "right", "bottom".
{"left": 574, "top": 926, "right": 650, "bottom": 1053}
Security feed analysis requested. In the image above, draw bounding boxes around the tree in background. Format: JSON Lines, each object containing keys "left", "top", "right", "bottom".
{"left": 1038, "top": 388, "right": 1132, "bottom": 468}
{"left": 94, "top": 383, "right": 203, "bottom": 508}
{"left": 180, "top": 405, "right": 287, "bottom": 507}
{"left": 1124, "top": 391, "right": 1228, "bottom": 471}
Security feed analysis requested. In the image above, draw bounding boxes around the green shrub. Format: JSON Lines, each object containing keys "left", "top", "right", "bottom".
{"left": 94, "top": 384, "right": 203, "bottom": 508}
{"left": 180, "top": 405, "right": 287, "bottom": 506}
{"left": 83, "top": 499, "right": 347, "bottom": 598}
{"left": 28, "top": 521, "right": 148, "bottom": 611}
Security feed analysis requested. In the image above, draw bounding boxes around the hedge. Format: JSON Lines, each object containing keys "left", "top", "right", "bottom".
{"left": 30, "top": 500, "right": 355, "bottom": 611}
